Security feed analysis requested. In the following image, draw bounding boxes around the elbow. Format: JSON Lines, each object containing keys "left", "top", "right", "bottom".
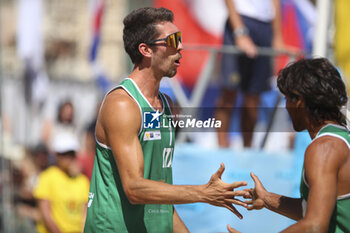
{"left": 299, "top": 219, "right": 328, "bottom": 233}
{"left": 126, "top": 193, "right": 142, "bottom": 205}
{"left": 123, "top": 186, "right": 144, "bottom": 205}
{"left": 309, "top": 224, "right": 328, "bottom": 233}
{"left": 307, "top": 225, "right": 324, "bottom": 233}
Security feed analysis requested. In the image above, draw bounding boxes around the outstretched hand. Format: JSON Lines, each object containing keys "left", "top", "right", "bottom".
{"left": 244, "top": 172, "right": 267, "bottom": 210}
{"left": 205, "top": 163, "right": 248, "bottom": 219}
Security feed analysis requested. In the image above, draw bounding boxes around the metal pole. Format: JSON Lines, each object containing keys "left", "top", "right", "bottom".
{"left": 312, "top": 0, "right": 331, "bottom": 57}
{"left": 260, "top": 56, "right": 297, "bottom": 149}
{"left": 0, "top": 0, "right": 7, "bottom": 231}
{"left": 0, "top": 0, "right": 13, "bottom": 231}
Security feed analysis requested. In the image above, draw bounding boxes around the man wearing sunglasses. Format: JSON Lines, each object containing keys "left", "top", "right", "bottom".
{"left": 84, "top": 7, "right": 248, "bottom": 233}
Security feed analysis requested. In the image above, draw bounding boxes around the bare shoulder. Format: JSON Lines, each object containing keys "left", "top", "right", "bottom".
{"left": 305, "top": 136, "right": 349, "bottom": 170}
{"left": 102, "top": 89, "right": 139, "bottom": 114}
{"left": 99, "top": 88, "right": 141, "bottom": 134}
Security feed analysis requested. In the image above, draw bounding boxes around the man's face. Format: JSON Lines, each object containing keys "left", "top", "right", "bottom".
{"left": 57, "top": 151, "right": 76, "bottom": 174}
{"left": 285, "top": 96, "right": 306, "bottom": 132}
{"left": 150, "top": 22, "right": 183, "bottom": 78}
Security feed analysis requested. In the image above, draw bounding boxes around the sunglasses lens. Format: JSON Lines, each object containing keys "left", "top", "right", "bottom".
{"left": 178, "top": 32, "right": 182, "bottom": 43}
{"left": 167, "top": 34, "right": 176, "bottom": 48}
{"left": 176, "top": 32, "right": 182, "bottom": 47}
{"left": 167, "top": 32, "right": 182, "bottom": 48}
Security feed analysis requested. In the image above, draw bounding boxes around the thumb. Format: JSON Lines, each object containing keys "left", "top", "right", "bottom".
{"left": 250, "top": 172, "right": 263, "bottom": 188}
{"left": 227, "top": 224, "right": 241, "bottom": 233}
{"left": 214, "top": 163, "right": 225, "bottom": 179}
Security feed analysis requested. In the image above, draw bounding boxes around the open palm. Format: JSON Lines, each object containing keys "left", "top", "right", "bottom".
{"left": 244, "top": 172, "right": 267, "bottom": 210}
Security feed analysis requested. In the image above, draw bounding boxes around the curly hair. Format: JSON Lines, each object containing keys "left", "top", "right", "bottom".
{"left": 123, "top": 7, "right": 174, "bottom": 64}
{"left": 277, "top": 58, "right": 348, "bottom": 125}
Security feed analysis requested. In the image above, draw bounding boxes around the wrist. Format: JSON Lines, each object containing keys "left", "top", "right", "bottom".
{"left": 261, "top": 191, "right": 276, "bottom": 210}
{"left": 197, "top": 184, "right": 209, "bottom": 203}
{"left": 233, "top": 27, "right": 249, "bottom": 38}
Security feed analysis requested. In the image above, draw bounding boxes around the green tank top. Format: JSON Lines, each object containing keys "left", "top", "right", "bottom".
{"left": 300, "top": 124, "right": 350, "bottom": 233}
{"left": 84, "top": 78, "right": 175, "bottom": 233}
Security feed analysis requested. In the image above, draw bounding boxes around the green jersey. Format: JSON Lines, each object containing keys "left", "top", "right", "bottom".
{"left": 300, "top": 124, "right": 350, "bottom": 233}
{"left": 84, "top": 78, "right": 175, "bottom": 233}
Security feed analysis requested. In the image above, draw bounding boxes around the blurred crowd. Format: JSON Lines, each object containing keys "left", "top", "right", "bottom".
{"left": 1, "top": 100, "right": 98, "bottom": 233}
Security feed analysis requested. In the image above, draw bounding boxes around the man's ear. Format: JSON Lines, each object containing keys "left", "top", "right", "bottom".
{"left": 296, "top": 96, "right": 305, "bottom": 108}
{"left": 138, "top": 43, "right": 153, "bottom": 58}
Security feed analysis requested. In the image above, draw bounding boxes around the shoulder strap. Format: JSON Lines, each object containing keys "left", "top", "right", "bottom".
{"left": 159, "top": 92, "right": 173, "bottom": 116}
{"left": 316, "top": 124, "right": 350, "bottom": 150}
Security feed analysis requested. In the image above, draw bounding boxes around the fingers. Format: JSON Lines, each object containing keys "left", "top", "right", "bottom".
{"left": 246, "top": 47, "right": 257, "bottom": 58}
{"left": 224, "top": 204, "right": 243, "bottom": 219}
{"left": 227, "top": 224, "right": 241, "bottom": 233}
{"left": 231, "top": 190, "right": 248, "bottom": 197}
{"left": 243, "top": 193, "right": 252, "bottom": 199}
{"left": 244, "top": 200, "right": 257, "bottom": 210}
{"left": 224, "top": 198, "right": 248, "bottom": 208}
{"left": 222, "top": 190, "right": 249, "bottom": 200}
{"left": 244, "top": 199, "right": 265, "bottom": 210}
{"left": 236, "top": 36, "right": 257, "bottom": 58}
{"left": 243, "top": 188, "right": 253, "bottom": 192}
{"left": 229, "top": 181, "right": 247, "bottom": 189}
{"left": 245, "top": 40, "right": 257, "bottom": 58}
{"left": 246, "top": 205, "right": 261, "bottom": 210}
{"left": 244, "top": 200, "right": 253, "bottom": 205}
{"left": 242, "top": 189, "right": 254, "bottom": 199}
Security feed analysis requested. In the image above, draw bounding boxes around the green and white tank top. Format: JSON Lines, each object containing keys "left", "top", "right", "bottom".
{"left": 84, "top": 78, "right": 175, "bottom": 233}
{"left": 300, "top": 124, "right": 350, "bottom": 233}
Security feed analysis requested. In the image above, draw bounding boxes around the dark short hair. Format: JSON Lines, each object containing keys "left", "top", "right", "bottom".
{"left": 57, "top": 100, "right": 74, "bottom": 123}
{"left": 31, "top": 143, "right": 48, "bottom": 156}
{"left": 123, "top": 7, "right": 174, "bottom": 64}
{"left": 277, "top": 58, "right": 348, "bottom": 125}
{"left": 57, "top": 151, "right": 76, "bottom": 157}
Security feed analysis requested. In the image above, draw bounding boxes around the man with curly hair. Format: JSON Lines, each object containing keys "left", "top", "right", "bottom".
{"left": 228, "top": 58, "right": 350, "bottom": 233}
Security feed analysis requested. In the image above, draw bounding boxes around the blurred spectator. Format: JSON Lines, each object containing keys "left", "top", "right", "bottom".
{"left": 214, "top": 0, "right": 284, "bottom": 148}
{"left": 42, "top": 100, "right": 80, "bottom": 152}
{"left": 33, "top": 132, "right": 90, "bottom": 233}
{"left": 334, "top": 0, "right": 350, "bottom": 95}
{"left": 23, "top": 144, "right": 51, "bottom": 193}
{"left": 15, "top": 144, "right": 50, "bottom": 233}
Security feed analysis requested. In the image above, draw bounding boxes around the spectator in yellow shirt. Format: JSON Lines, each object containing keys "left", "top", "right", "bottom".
{"left": 33, "top": 132, "right": 90, "bottom": 233}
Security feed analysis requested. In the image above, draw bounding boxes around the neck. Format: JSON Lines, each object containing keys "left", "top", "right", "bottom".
{"left": 129, "top": 65, "right": 162, "bottom": 102}
{"left": 307, "top": 120, "right": 341, "bottom": 139}
{"left": 57, "top": 165, "right": 70, "bottom": 176}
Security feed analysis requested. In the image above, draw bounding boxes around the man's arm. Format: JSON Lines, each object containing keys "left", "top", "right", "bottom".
{"left": 224, "top": 0, "right": 257, "bottom": 58}
{"left": 37, "top": 199, "right": 62, "bottom": 233}
{"left": 280, "top": 136, "right": 344, "bottom": 233}
{"left": 173, "top": 207, "right": 189, "bottom": 233}
{"left": 246, "top": 136, "right": 344, "bottom": 232}
{"left": 271, "top": 0, "right": 284, "bottom": 50}
{"left": 98, "top": 91, "right": 248, "bottom": 218}
{"left": 244, "top": 172, "right": 303, "bottom": 221}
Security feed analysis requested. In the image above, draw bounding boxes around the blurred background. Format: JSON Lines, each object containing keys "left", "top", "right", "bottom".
{"left": 0, "top": 0, "right": 349, "bottom": 232}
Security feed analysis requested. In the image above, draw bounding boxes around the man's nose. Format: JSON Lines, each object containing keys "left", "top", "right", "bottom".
{"left": 177, "top": 40, "right": 183, "bottom": 51}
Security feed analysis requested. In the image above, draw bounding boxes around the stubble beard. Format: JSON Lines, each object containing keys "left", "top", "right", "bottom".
{"left": 165, "top": 68, "right": 177, "bottom": 78}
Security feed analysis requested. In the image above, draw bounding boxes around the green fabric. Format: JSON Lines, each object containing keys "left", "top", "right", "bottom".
{"left": 300, "top": 124, "right": 350, "bottom": 233}
{"left": 84, "top": 78, "right": 175, "bottom": 233}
